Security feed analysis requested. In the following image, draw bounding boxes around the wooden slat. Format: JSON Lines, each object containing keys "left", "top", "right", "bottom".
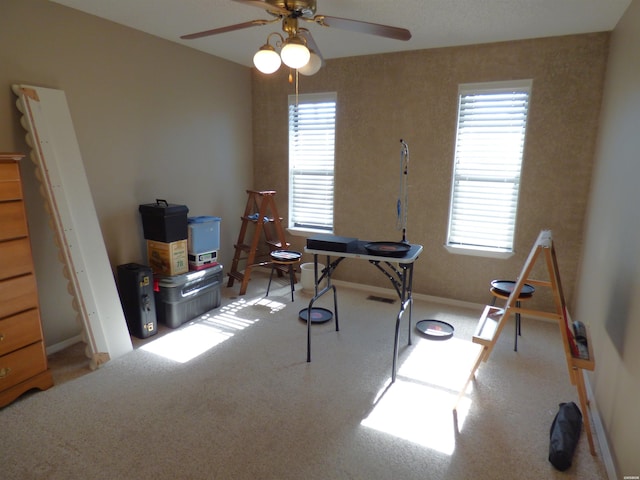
{"left": 13, "top": 84, "right": 132, "bottom": 366}
{"left": 472, "top": 305, "right": 503, "bottom": 346}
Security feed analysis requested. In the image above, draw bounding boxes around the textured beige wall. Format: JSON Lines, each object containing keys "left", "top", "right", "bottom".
{"left": 576, "top": 0, "right": 640, "bottom": 475}
{"left": 0, "top": 0, "right": 253, "bottom": 347}
{"left": 252, "top": 33, "right": 609, "bottom": 310}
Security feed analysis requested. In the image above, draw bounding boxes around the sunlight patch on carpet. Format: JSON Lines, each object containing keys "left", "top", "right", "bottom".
{"left": 361, "top": 337, "right": 480, "bottom": 455}
{"left": 140, "top": 296, "right": 286, "bottom": 363}
{"left": 140, "top": 322, "right": 233, "bottom": 363}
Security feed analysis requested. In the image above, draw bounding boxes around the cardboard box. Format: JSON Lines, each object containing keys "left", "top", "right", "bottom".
{"left": 146, "top": 239, "right": 188, "bottom": 276}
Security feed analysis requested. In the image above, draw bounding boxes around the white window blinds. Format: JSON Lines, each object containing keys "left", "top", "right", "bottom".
{"left": 288, "top": 92, "right": 336, "bottom": 232}
{"left": 447, "top": 80, "right": 531, "bottom": 252}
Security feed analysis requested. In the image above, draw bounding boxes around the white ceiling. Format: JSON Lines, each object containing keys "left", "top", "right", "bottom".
{"left": 50, "top": 0, "right": 631, "bottom": 68}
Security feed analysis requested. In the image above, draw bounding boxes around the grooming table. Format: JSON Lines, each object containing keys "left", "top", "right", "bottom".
{"left": 304, "top": 239, "right": 423, "bottom": 382}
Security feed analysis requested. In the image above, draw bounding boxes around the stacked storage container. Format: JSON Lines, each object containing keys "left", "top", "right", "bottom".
{"left": 139, "top": 199, "right": 189, "bottom": 276}
{"left": 187, "top": 216, "right": 221, "bottom": 270}
{"left": 154, "top": 266, "right": 223, "bottom": 328}
{"left": 138, "top": 201, "right": 222, "bottom": 328}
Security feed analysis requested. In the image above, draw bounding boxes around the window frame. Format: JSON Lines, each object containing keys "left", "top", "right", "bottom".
{"left": 445, "top": 80, "right": 532, "bottom": 258}
{"left": 287, "top": 91, "right": 337, "bottom": 234}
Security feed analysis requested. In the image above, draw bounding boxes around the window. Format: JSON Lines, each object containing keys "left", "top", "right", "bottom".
{"left": 288, "top": 92, "right": 336, "bottom": 232}
{"left": 446, "top": 80, "right": 532, "bottom": 255}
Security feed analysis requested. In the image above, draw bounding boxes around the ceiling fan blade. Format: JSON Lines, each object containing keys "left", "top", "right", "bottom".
{"left": 180, "top": 19, "right": 275, "bottom": 40}
{"left": 312, "top": 15, "right": 411, "bottom": 41}
{"left": 297, "top": 28, "right": 323, "bottom": 75}
{"left": 232, "top": 0, "right": 291, "bottom": 16}
{"left": 299, "top": 28, "right": 323, "bottom": 59}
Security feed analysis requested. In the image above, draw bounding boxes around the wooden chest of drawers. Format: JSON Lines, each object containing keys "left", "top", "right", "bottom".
{"left": 0, "top": 153, "right": 53, "bottom": 408}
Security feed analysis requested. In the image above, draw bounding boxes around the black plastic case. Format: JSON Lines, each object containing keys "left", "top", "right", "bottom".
{"left": 306, "top": 234, "right": 359, "bottom": 253}
{"left": 139, "top": 199, "right": 189, "bottom": 242}
{"left": 117, "top": 263, "right": 158, "bottom": 339}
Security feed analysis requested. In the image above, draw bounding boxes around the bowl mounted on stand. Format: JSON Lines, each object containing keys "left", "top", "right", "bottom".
{"left": 363, "top": 241, "right": 411, "bottom": 258}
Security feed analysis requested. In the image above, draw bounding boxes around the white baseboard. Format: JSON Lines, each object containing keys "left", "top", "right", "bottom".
{"left": 332, "top": 279, "right": 559, "bottom": 322}
{"left": 331, "top": 279, "right": 485, "bottom": 309}
{"left": 46, "top": 334, "right": 83, "bottom": 355}
{"left": 583, "top": 373, "right": 618, "bottom": 480}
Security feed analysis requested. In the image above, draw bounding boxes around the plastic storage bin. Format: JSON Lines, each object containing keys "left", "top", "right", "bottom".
{"left": 139, "top": 199, "right": 189, "bottom": 243}
{"left": 187, "top": 216, "right": 221, "bottom": 254}
{"left": 300, "top": 262, "right": 326, "bottom": 292}
{"left": 154, "top": 264, "right": 223, "bottom": 328}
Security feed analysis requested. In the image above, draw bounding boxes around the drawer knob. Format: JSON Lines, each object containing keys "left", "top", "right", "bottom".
{"left": 0, "top": 333, "right": 4, "bottom": 342}
{"left": 0, "top": 367, "right": 11, "bottom": 378}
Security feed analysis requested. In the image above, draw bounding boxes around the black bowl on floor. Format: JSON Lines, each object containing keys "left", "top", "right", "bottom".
{"left": 416, "top": 319, "right": 454, "bottom": 340}
{"left": 299, "top": 307, "right": 333, "bottom": 324}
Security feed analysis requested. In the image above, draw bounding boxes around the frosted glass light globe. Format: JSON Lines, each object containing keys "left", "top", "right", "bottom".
{"left": 280, "top": 39, "right": 310, "bottom": 69}
{"left": 253, "top": 47, "right": 281, "bottom": 74}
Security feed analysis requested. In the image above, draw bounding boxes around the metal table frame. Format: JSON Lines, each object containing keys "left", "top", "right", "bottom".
{"left": 304, "top": 242, "right": 423, "bottom": 382}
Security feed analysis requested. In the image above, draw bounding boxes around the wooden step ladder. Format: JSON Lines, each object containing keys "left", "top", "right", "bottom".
{"left": 455, "top": 230, "right": 597, "bottom": 455}
{"left": 227, "top": 190, "right": 289, "bottom": 295}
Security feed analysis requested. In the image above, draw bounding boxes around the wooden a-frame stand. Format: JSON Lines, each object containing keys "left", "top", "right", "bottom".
{"left": 227, "top": 190, "right": 289, "bottom": 295}
{"left": 455, "top": 230, "right": 597, "bottom": 455}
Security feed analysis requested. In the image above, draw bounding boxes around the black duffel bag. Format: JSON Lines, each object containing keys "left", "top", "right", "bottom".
{"left": 548, "top": 401, "right": 583, "bottom": 471}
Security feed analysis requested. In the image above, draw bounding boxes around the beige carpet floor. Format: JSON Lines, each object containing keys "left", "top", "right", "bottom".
{"left": 1, "top": 271, "right": 608, "bottom": 479}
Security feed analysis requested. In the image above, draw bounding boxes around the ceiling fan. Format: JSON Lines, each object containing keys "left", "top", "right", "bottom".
{"left": 180, "top": 0, "right": 412, "bottom": 76}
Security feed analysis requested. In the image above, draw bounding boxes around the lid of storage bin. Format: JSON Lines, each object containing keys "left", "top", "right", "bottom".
{"left": 155, "top": 263, "right": 222, "bottom": 287}
{"left": 139, "top": 199, "right": 189, "bottom": 216}
{"left": 188, "top": 216, "right": 221, "bottom": 224}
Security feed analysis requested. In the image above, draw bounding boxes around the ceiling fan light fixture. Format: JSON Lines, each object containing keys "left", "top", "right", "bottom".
{"left": 298, "top": 50, "right": 322, "bottom": 76}
{"left": 280, "top": 37, "right": 310, "bottom": 69}
{"left": 253, "top": 39, "right": 283, "bottom": 74}
{"left": 181, "top": 0, "right": 413, "bottom": 79}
